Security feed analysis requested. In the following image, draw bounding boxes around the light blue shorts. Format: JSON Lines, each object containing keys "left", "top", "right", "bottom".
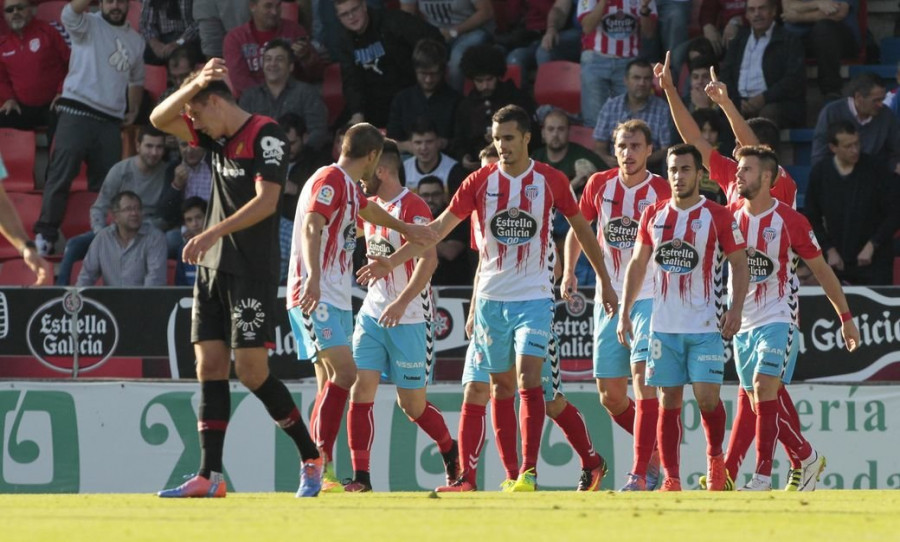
{"left": 288, "top": 303, "right": 353, "bottom": 362}
{"left": 473, "top": 298, "right": 554, "bottom": 374}
{"left": 462, "top": 334, "right": 561, "bottom": 401}
{"left": 352, "top": 313, "right": 429, "bottom": 389}
{"left": 733, "top": 323, "right": 799, "bottom": 390}
{"left": 646, "top": 331, "right": 726, "bottom": 387}
{"left": 593, "top": 298, "right": 653, "bottom": 379}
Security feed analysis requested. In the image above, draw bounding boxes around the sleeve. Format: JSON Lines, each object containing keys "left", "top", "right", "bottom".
{"left": 578, "top": 174, "right": 601, "bottom": 222}
{"left": 719, "top": 33, "right": 742, "bottom": 103}
{"left": 129, "top": 38, "right": 146, "bottom": 86}
{"left": 707, "top": 149, "right": 736, "bottom": 193}
{"left": 714, "top": 206, "right": 746, "bottom": 254}
{"left": 635, "top": 204, "right": 656, "bottom": 247}
{"left": 401, "top": 197, "right": 434, "bottom": 243}
{"left": 253, "top": 123, "right": 290, "bottom": 187}
{"left": 548, "top": 169, "right": 580, "bottom": 217}
{"left": 305, "top": 174, "right": 345, "bottom": 222}
{"left": 786, "top": 210, "right": 822, "bottom": 260}
{"left": 61, "top": 4, "right": 90, "bottom": 41}
{"left": 801, "top": 162, "right": 834, "bottom": 252}
{"left": 197, "top": 18, "right": 226, "bottom": 58}
{"left": 50, "top": 24, "right": 72, "bottom": 94}
{"left": 140, "top": 0, "right": 159, "bottom": 41}
{"left": 385, "top": 93, "right": 405, "bottom": 140}
{"left": 223, "top": 28, "right": 254, "bottom": 99}
{"left": 144, "top": 230, "right": 168, "bottom": 286}
{"left": 448, "top": 171, "right": 480, "bottom": 219}
{"left": 182, "top": 113, "right": 218, "bottom": 150}
{"left": 761, "top": 32, "right": 805, "bottom": 104}
{"left": 447, "top": 163, "right": 468, "bottom": 195}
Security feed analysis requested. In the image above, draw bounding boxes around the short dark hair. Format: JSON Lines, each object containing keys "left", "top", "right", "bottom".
{"left": 848, "top": 72, "right": 886, "bottom": 98}
{"left": 688, "top": 55, "right": 717, "bottom": 74}
{"left": 691, "top": 108, "right": 722, "bottom": 134}
{"left": 826, "top": 120, "right": 857, "bottom": 145}
{"left": 378, "top": 138, "right": 402, "bottom": 177}
{"left": 342, "top": 123, "right": 385, "bottom": 159}
{"left": 667, "top": 144, "right": 703, "bottom": 171}
{"left": 278, "top": 112, "right": 307, "bottom": 137}
{"left": 413, "top": 38, "right": 447, "bottom": 70}
{"left": 410, "top": 116, "right": 439, "bottom": 137}
{"left": 461, "top": 43, "right": 506, "bottom": 80}
{"left": 479, "top": 143, "right": 499, "bottom": 161}
{"left": 735, "top": 144, "right": 780, "bottom": 184}
{"left": 492, "top": 105, "right": 531, "bottom": 135}
{"left": 138, "top": 125, "right": 166, "bottom": 142}
{"left": 613, "top": 119, "right": 652, "bottom": 146}
{"left": 185, "top": 77, "right": 235, "bottom": 104}
{"left": 112, "top": 190, "right": 142, "bottom": 211}
{"left": 182, "top": 196, "right": 208, "bottom": 216}
{"left": 747, "top": 117, "right": 780, "bottom": 149}
{"left": 263, "top": 38, "right": 295, "bottom": 61}
{"left": 625, "top": 58, "right": 653, "bottom": 76}
{"left": 417, "top": 175, "right": 445, "bottom": 192}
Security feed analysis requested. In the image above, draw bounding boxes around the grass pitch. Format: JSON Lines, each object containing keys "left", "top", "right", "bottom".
{"left": 2, "top": 491, "right": 898, "bottom": 542}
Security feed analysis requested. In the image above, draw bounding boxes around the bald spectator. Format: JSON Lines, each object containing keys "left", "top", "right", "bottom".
{"left": 533, "top": 108, "right": 604, "bottom": 195}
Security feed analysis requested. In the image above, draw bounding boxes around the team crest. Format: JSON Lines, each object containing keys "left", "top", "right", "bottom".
{"left": 524, "top": 185, "right": 541, "bottom": 201}
{"left": 321, "top": 327, "right": 332, "bottom": 340}
{"left": 691, "top": 219, "right": 703, "bottom": 232}
{"left": 29, "top": 38, "right": 40, "bottom": 53}
{"left": 763, "top": 227, "right": 777, "bottom": 244}
{"left": 637, "top": 199, "right": 651, "bottom": 214}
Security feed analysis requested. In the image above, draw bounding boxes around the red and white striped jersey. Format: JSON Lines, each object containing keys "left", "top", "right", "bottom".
{"left": 449, "top": 160, "right": 579, "bottom": 301}
{"left": 708, "top": 149, "right": 798, "bottom": 208}
{"left": 360, "top": 189, "right": 434, "bottom": 324}
{"left": 287, "top": 165, "right": 368, "bottom": 311}
{"left": 636, "top": 197, "right": 746, "bottom": 333}
{"left": 578, "top": 0, "right": 657, "bottom": 57}
{"left": 579, "top": 168, "right": 670, "bottom": 301}
{"left": 729, "top": 200, "right": 821, "bottom": 332}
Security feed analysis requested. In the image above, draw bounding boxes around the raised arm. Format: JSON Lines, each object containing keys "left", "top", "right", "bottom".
{"left": 69, "top": 0, "right": 92, "bottom": 14}
{"left": 705, "top": 66, "right": 759, "bottom": 148}
{"left": 655, "top": 51, "right": 713, "bottom": 169}
{"left": 150, "top": 58, "right": 228, "bottom": 142}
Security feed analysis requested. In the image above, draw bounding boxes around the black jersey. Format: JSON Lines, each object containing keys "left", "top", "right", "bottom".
{"left": 189, "top": 114, "right": 288, "bottom": 283}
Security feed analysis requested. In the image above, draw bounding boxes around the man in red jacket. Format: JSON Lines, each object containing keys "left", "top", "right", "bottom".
{"left": 0, "top": 0, "right": 70, "bottom": 131}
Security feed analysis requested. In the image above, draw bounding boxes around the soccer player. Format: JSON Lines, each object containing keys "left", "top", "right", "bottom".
{"left": 343, "top": 139, "right": 459, "bottom": 492}
{"left": 358, "top": 105, "right": 617, "bottom": 491}
{"left": 150, "top": 58, "right": 321, "bottom": 498}
{"left": 617, "top": 144, "right": 750, "bottom": 492}
{"left": 562, "top": 119, "right": 671, "bottom": 491}
{"left": 287, "top": 123, "right": 436, "bottom": 493}
{"left": 725, "top": 145, "right": 860, "bottom": 490}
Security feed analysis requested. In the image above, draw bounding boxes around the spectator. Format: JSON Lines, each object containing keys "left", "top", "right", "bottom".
{"left": 811, "top": 72, "right": 900, "bottom": 175}
{"left": 0, "top": 152, "right": 53, "bottom": 285}
{"left": 223, "top": 0, "right": 325, "bottom": 99}
{"left": 691, "top": 108, "right": 728, "bottom": 203}
{"left": 387, "top": 38, "right": 460, "bottom": 154}
{"left": 403, "top": 117, "right": 468, "bottom": 193}
{"left": 76, "top": 191, "right": 168, "bottom": 287}
{"left": 0, "top": 0, "right": 70, "bottom": 132}
{"left": 508, "top": 0, "right": 581, "bottom": 70}
{"left": 416, "top": 175, "right": 473, "bottom": 285}
{"left": 578, "top": 0, "right": 658, "bottom": 129}
{"left": 174, "top": 196, "right": 207, "bottom": 286}
{"left": 804, "top": 121, "right": 900, "bottom": 285}
{"left": 782, "top": 0, "right": 859, "bottom": 101}
{"left": 400, "top": 0, "right": 495, "bottom": 92}
{"left": 238, "top": 38, "right": 328, "bottom": 151}
{"left": 885, "top": 61, "right": 900, "bottom": 118}
{"left": 592, "top": 59, "right": 675, "bottom": 171}
{"left": 337, "top": 0, "right": 441, "bottom": 128}
{"left": 533, "top": 108, "right": 604, "bottom": 195}
{"left": 655, "top": 0, "right": 692, "bottom": 64}
{"left": 697, "top": 0, "right": 745, "bottom": 58}
{"left": 450, "top": 43, "right": 534, "bottom": 170}
{"left": 57, "top": 127, "right": 170, "bottom": 285}
{"left": 719, "top": 0, "right": 805, "bottom": 128}
{"left": 140, "top": 0, "right": 202, "bottom": 66}
{"left": 192, "top": 0, "right": 249, "bottom": 59}
{"left": 683, "top": 57, "right": 735, "bottom": 151}
{"left": 160, "top": 136, "right": 211, "bottom": 238}
{"left": 33, "top": 0, "right": 145, "bottom": 256}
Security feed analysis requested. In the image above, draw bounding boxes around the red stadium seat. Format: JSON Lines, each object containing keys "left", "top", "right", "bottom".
{"left": 322, "top": 63, "right": 345, "bottom": 126}
{"left": 71, "top": 163, "right": 89, "bottom": 192}
{"left": 0, "top": 258, "right": 40, "bottom": 286}
{"left": 0, "top": 128, "right": 37, "bottom": 192}
{"left": 144, "top": 65, "right": 169, "bottom": 103}
{"left": 463, "top": 64, "right": 522, "bottom": 95}
{"left": 534, "top": 61, "right": 581, "bottom": 115}
{"left": 281, "top": 1, "right": 299, "bottom": 22}
{"left": 60, "top": 191, "right": 97, "bottom": 238}
{"left": 568, "top": 124, "right": 596, "bottom": 151}
{"left": 35, "top": 1, "right": 68, "bottom": 24}
{"left": 0, "top": 192, "right": 43, "bottom": 260}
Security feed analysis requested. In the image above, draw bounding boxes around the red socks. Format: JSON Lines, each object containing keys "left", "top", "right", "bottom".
{"left": 700, "top": 400, "right": 726, "bottom": 457}
{"left": 777, "top": 386, "right": 811, "bottom": 466}
{"left": 492, "top": 396, "right": 519, "bottom": 480}
{"left": 658, "top": 406, "right": 683, "bottom": 481}
{"left": 754, "top": 399, "right": 779, "bottom": 477}
{"left": 413, "top": 402, "right": 453, "bottom": 454}
{"left": 459, "top": 402, "right": 487, "bottom": 483}
{"left": 724, "top": 387, "right": 756, "bottom": 478}
{"left": 551, "top": 402, "right": 601, "bottom": 470}
{"left": 632, "top": 398, "right": 659, "bottom": 476}
{"left": 519, "top": 387, "right": 545, "bottom": 474}
{"left": 610, "top": 398, "right": 636, "bottom": 434}
{"left": 348, "top": 401, "right": 374, "bottom": 472}
{"left": 317, "top": 381, "right": 349, "bottom": 462}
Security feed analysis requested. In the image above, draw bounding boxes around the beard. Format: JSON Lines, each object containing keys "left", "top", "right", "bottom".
{"left": 102, "top": 10, "right": 127, "bottom": 26}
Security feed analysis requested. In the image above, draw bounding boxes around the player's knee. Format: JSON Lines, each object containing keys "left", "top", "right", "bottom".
{"left": 695, "top": 394, "right": 720, "bottom": 412}
{"left": 491, "top": 380, "right": 516, "bottom": 400}
{"left": 517, "top": 371, "right": 541, "bottom": 390}
{"left": 332, "top": 367, "right": 357, "bottom": 389}
{"left": 597, "top": 384, "right": 627, "bottom": 413}
{"left": 464, "top": 382, "right": 491, "bottom": 405}
{"left": 398, "top": 396, "right": 426, "bottom": 420}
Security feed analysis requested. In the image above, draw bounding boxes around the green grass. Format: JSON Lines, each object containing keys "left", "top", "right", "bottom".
{"left": 2, "top": 491, "right": 898, "bottom": 542}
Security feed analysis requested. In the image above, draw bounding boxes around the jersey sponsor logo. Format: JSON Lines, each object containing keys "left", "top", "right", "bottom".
{"left": 746, "top": 247, "right": 776, "bottom": 283}
{"left": 602, "top": 12, "right": 638, "bottom": 40}
{"left": 524, "top": 185, "right": 542, "bottom": 201}
{"left": 342, "top": 223, "right": 357, "bottom": 251}
{"left": 604, "top": 216, "right": 638, "bottom": 249}
{"left": 602, "top": 197, "right": 619, "bottom": 204}
{"left": 215, "top": 160, "right": 246, "bottom": 178}
{"left": 232, "top": 297, "right": 265, "bottom": 342}
{"left": 260, "top": 136, "right": 286, "bottom": 166}
{"left": 654, "top": 238, "right": 700, "bottom": 274}
{"left": 316, "top": 185, "right": 334, "bottom": 205}
{"left": 486, "top": 191, "right": 505, "bottom": 198}
{"left": 367, "top": 236, "right": 395, "bottom": 258}
{"left": 490, "top": 207, "right": 538, "bottom": 246}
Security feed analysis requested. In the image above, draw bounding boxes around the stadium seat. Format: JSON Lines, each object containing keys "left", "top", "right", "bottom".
{"left": 35, "top": 1, "right": 67, "bottom": 24}
{"left": 568, "top": 124, "right": 596, "bottom": 151}
{"left": 144, "top": 65, "right": 169, "bottom": 103}
{"left": 0, "top": 128, "right": 37, "bottom": 192}
{"left": 127, "top": 1, "right": 141, "bottom": 31}
{"left": 463, "top": 64, "right": 522, "bottom": 95}
{"left": 534, "top": 61, "right": 581, "bottom": 115}
{"left": 785, "top": 129, "right": 814, "bottom": 166}
{"left": 281, "top": 0, "right": 299, "bottom": 22}
{"left": 60, "top": 191, "right": 97, "bottom": 239}
{"left": 848, "top": 64, "right": 897, "bottom": 81}
{"left": 322, "top": 63, "right": 345, "bottom": 126}
{"left": 882, "top": 38, "right": 900, "bottom": 66}
{"left": 0, "top": 192, "right": 43, "bottom": 260}
{"left": 0, "top": 258, "right": 40, "bottom": 286}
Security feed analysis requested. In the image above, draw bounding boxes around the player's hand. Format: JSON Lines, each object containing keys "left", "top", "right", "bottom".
{"left": 378, "top": 298, "right": 408, "bottom": 327}
{"left": 181, "top": 229, "right": 218, "bottom": 265}
{"left": 402, "top": 223, "right": 439, "bottom": 246}
{"left": 465, "top": 312, "right": 475, "bottom": 338}
{"left": 598, "top": 279, "right": 618, "bottom": 317}
{"left": 0, "top": 99, "right": 21, "bottom": 116}
{"left": 617, "top": 313, "right": 633, "bottom": 348}
{"left": 719, "top": 307, "right": 741, "bottom": 340}
{"left": 22, "top": 245, "right": 52, "bottom": 286}
{"left": 652, "top": 51, "right": 674, "bottom": 92}
{"left": 842, "top": 319, "right": 860, "bottom": 352}
{"left": 856, "top": 241, "right": 874, "bottom": 267}
{"left": 196, "top": 58, "right": 228, "bottom": 88}
{"left": 561, "top": 273, "right": 578, "bottom": 301}
{"left": 356, "top": 254, "right": 393, "bottom": 284}
{"left": 298, "top": 280, "right": 321, "bottom": 316}
{"left": 704, "top": 67, "right": 730, "bottom": 106}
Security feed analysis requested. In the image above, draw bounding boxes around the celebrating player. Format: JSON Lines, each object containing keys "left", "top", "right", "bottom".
{"left": 150, "top": 58, "right": 321, "bottom": 498}
{"left": 562, "top": 120, "right": 671, "bottom": 491}
{"left": 358, "top": 105, "right": 616, "bottom": 491}
{"left": 617, "top": 144, "right": 750, "bottom": 491}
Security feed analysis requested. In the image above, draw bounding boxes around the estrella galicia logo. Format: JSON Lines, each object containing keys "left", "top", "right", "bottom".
{"left": 490, "top": 207, "right": 537, "bottom": 246}
{"left": 746, "top": 247, "right": 776, "bottom": 283}
{"left": 367, "top": 236, "right": 395, "bottom": 258}
{"left": 604, "top": 216, "right": 638, "bottom": 249}
{"left": 26, "top": 291, "right": 119, "bottom": 374}
{"left": 343, "top": 223, "right": 357, "bottom": 252}
{"left": 565, "top": 291, "right": 587, "bottom": 317}
{"left": 654, "top": 238, "right": 700, "bottom": 274}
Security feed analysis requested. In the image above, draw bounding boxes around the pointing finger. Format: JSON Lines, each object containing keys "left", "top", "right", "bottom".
{"left": 710, "top": 65, "right": 718, "bottom": 83}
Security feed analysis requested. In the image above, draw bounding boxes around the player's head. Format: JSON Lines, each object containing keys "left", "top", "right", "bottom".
{"left": 613, "top": 120, "right": 653, "bottom": 176}
{"left": 479, "top": 143, "right": 499, "bottom": 167}
{"left": 100, "top": 0, "right": 128, "bottom": 26}
{"left": 184, "top": 79, "right": 237, "bottom": 140}
{"left": 692, "top": 108, "right": 722, "bottom": 147}
{"left": 136, "top": 126, "right": 166, "bottom": 169}
{"left": 417, "top": 175, "right": 447, "bottom": 215}
{"left": 181, "top": 196, "right": 208, "bottom": 237}
{"left": 826, "top": 120, "right": 860, "bottom": 167}
{"left": 342, "top": 122, "right": 385, "bottom": 182}
{"left": 666, "top": 144, "right": 703, "bottom": 199}
{"left": 335, "top": 0, "right": 369, "bottom": 34}
{"left": 365, "top": 138, "right": 402, "bottom": 195}
{"left": 410, "top": 117, "right": 440, "bottom": 165}
{"left": 541, "top": 108, "right": 570, "bottom": 153}
{"left": 111, "top": 191, "right": 143, "bottom": 232}
{"left": 413, "top": 39, "right": 447, "bottom": 94}
{"left": 278, "top": 113, "right": 306, "bottom": 162}
{"left": 491, "top": 105, "right": 531, "bottom": 168}
{"left": 624, "top": 59, "right": 654, "bottom": 102}
{"left": 461, "top": 44, "right": 506, "bottom": 97}
{"left": 747, "top": 117, "right": 780, "bottom": 149}
{"left": 3, "top": 0, "right": 33, "bottom": 32}
{"left": 262, "top": 39, "right": 294, "bottom": 85}
{"left": 735, "top": 145, "right": 779, "bottom": 199}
